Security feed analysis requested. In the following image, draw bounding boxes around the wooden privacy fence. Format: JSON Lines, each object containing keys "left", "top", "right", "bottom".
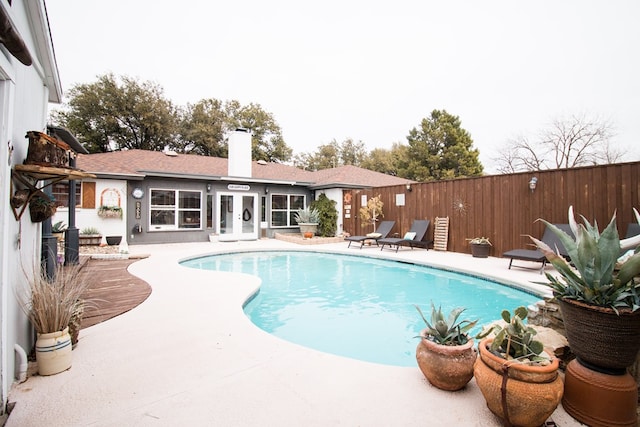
{"left": 342, "top": 161, "right": 640, "bottom": 258}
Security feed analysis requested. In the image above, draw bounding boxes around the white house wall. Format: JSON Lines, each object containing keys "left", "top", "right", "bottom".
{"left": 52, "top": 179, "right": 128, "bottom": 245}
{"left": 0, "top": 0, "right": 61, "bottom": 412}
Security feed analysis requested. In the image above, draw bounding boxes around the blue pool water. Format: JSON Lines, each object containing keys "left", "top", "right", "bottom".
{"left": 181, "top": 251, "right": 540, "bottom": 367}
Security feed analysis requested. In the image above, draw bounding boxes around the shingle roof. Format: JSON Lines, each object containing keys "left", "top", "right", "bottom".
{"left": 76, "top": 149, "right": 412, "bottom": 187}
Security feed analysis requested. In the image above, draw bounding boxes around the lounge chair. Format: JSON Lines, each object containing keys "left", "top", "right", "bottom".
{"left": 625, "top": 223, "right": 640, "bottom": 239}
{"left": 345, "top": 220, "right": 396, "bottom": 249}
{"left": 503, "top": 224, "right": 573, "bottom": 273}
{"left": 379, "top": 219, "right": 431, "bottom": 252}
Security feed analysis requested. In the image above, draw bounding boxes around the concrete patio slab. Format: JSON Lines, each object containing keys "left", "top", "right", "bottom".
{"left": 7, "top": 239, "right": 583, "bottom": 426}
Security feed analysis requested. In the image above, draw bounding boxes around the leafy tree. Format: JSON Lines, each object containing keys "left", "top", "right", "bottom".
{"left": 359, "top": 143, "right": 411, "bottom": 177}
{"left": 404, "top": 110, "right": 483, "bottom": 181}
{"left": 225, "top": 101, "right": 292, "bottom": 162}
{"left": 359, "top": 195, "right": 384, "bottom": 231}
{"left": 177, "top": 98, "right": 228, "bottom": 157}
{"left": 294, "top": 138, "right": 367, "bottom": 171}
{"left": 493, "top": 114, "right": 621, "bottom": 172}
{"left": 52, "top": 73, "right": 178, "bottom": 152}
{"left": 51, "top": 74, "right": 293, "bottom": 162}
{"left": 310, "top": 193, "right": 338, "bottom": 237}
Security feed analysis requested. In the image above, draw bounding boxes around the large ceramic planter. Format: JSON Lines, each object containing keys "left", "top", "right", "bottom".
{"left": 298, "top": 223, "right": 318, "bottom": 236}
{"left": 474, "top": 338, "right": 563, "bottom": 427}
{"left": 416, "top": 332, "right": 477, "bottom": 391}
{"left": 36, "top": 327, "right": 72, "bottom": 376}
{"left": 558, "top": 297, "right": 640, "bottom": 373}
{"left": 470, "top": 243, "right": 491, "bottom": 258}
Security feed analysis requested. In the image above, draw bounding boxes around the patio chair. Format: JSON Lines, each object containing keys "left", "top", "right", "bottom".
{"left": 379, "top": 219, "right": 431, "bottom": 253}
{"left": 502, "top": 224, "right": 573, "bottom": 273}
{"left": 625, "top": 223, "right": 640, "bottom": 239}
{"left": 345, "top": 220, "right": 396, "bottom": 249}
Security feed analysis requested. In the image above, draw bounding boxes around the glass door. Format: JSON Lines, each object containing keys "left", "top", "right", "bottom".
{"left": 217, "top": 192, "right": 258, "bottom": 241}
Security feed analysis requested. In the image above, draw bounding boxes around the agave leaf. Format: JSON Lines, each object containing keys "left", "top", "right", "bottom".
{"left": 446, "top": 307, "right": 465, "bottom": 327}
{"left": 617, "top": 252, "right": 640, "bottom": 285}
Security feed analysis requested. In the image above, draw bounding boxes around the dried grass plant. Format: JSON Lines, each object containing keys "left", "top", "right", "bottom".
{"left": 16, "top": 263, "right": 91, "bottom": 334}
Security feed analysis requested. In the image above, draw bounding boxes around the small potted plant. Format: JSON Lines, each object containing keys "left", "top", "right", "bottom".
{"left": 52, "top": 221, "right": 67, "bottom": 242}
{"left": 294, "top": 207, "right": 320, "bottom": 237}
{"left": 79, "top": 227, "right": 102, "bottom": 245}
{"left": 414, "top": 302, "right": 478, "bottom": 391}
{"left": 467, "top": 237, "right": 492, "bottom": 258}
{"left": 474, "top": 306, "right": 563, "bottom": 427}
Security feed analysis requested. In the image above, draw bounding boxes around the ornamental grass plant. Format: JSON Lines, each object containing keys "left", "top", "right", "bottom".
{"left": 16, "top": 263, "right": 90, "bottom": 334}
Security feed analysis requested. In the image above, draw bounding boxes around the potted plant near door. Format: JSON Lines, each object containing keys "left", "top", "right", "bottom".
{"left": 415, "top": 302, "right": 478, "bottom": 391}
{"left": 467, "top": 237, "right": 492, "bottom": 258}
{"left": 531, "top": 207, "right": 640, "bottom": 427}
{"left": 474, "top": 306, "right": 563, "bottom": 427}
{"left": 294, "top": 207, "right": 320, "bottom": 237}
{"left": 15, "top": 264, "right": 90, "bottom": 375}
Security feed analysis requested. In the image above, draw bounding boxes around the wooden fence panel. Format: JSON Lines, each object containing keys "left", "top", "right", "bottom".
{"left": 341, "top": 161, "right": 640, "bottom": 257}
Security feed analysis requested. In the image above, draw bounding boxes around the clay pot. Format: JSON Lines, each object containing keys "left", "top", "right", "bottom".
{"left": 416, "top": 333, "right": 477, "bottom": 391}
{"left": 563, "top": 359, "right": 638, "bottom": 427}
{"left": 473, "top": 338, "right": 563, "bottom": 427}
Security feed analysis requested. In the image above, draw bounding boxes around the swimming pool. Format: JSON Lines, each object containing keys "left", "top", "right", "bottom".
{"left": 181, "top": 251, "right": 540, "bottom": 367}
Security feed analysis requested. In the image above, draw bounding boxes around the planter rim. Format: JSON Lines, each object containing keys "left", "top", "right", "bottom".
{"left": 558, "top": 296, "right": 639, "bottom": 316}
{"left": 478, "top": 338, "right": 559, "bottom": 374}
{"left": 420, "top": 329, "right": 475, "bottom": 353}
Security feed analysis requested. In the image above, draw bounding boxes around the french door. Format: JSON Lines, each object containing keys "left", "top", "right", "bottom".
{"left": 217, "top": 192, "right": 258, "bottom": 241}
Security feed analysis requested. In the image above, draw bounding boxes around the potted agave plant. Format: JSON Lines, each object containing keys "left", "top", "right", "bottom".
{"left": 531, "top": 206, "right": 640, "bottom": 426}
{"left": 294, "top": 207, "right": 320, "bottom": 237}
{"left": 467, "top": 237, "right": 492, "bottom": 258}
{"left": 414, "top": 303, "right": 478, "bottom": 391}
{"left": 474, "top": 307, "right": 563, "bottom": 427}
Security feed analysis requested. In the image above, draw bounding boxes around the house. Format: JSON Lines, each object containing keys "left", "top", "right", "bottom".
{"left": 51, "top": 129, "right": 413, "bottom": 244}
{"left": 0, "top": 0, "right": 64, "bottom": 413}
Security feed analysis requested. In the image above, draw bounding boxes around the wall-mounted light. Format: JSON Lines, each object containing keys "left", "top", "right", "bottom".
{"left": 265, "top": 186, "right": 269, "bottom": 194}
{"left": 406, "top": 184, "right": 412, "bottom": 192}
{"left": 529, "top": 177, "right": 538, "bottom": 192}
{"left": 206, "top": 183, "right": 211, "bottom": 192}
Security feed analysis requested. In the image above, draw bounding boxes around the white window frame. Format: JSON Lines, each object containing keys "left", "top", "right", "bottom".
{"left": 149, "top": 188, "right": 203, "bottom": 231}
{"left": 269, "top": 193, "right": 306, "bottom": 228}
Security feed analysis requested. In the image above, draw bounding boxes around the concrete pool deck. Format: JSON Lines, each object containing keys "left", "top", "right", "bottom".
{"left": 7, "top": 239, "right": 583, "bottom": 426}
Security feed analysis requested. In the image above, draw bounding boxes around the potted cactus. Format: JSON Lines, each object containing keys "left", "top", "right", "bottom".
{"left": 474, "top": 307, "right": 563, "bottom": 427}
{"left": 415, "top": 302, "right": 478, "bottom": 391}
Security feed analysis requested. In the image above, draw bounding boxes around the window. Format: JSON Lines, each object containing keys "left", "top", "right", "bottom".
{"left": 150, "top": 189, "right": 202, "bottom": 230}
{"left": 270, "top": 194, "right": 305, "bottom": 227}
{"left": 51, "top": 182, "right": 95, "bottom": 208}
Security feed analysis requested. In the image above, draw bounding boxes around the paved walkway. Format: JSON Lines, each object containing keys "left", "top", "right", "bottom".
{"left": 7, "top": 239, "right": 582, "bottom": 426}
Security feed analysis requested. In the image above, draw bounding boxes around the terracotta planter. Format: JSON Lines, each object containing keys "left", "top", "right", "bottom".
{"left": 416, "top": 332, "right": 476, "bottom": 391}
{"left": 35, "top": 327, "right": 72, "bottom": 376}
{"left": 470, "top": 243, "right": 491, "bottom": 258}
{"left": 558, "top": 298, "right": 640, "bottom": 373}
{"left": 473, "top": 338, "right": 563, "bottom": 427}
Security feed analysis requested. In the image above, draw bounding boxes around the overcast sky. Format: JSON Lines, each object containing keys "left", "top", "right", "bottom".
{"left": 45, "top": 1, "right": 640, "bottom": 172}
